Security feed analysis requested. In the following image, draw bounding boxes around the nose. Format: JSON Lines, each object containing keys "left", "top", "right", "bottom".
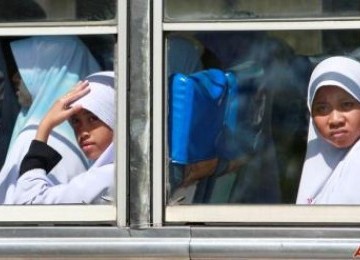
{"left": 328, "top": 109, "right": 345, "bottom": 128}
{"left": 75, "top": 123, "right": 90, "bottom": 142}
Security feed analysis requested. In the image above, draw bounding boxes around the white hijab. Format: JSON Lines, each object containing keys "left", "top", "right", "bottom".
{"left": 71, "top": 71, "right": 115, "bottom": 203}
{"left": 296, "top": 56, "right": 360, "bottom": 204}
{"left": 71, "top": 71, "right": 115, "bottom": 130}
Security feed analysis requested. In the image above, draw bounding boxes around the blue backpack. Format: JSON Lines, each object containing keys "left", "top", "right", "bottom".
{"left": 169, "top": 65, "right": 263, "bottom": 164}
{"left": 169, "top": 69, "right": 228, "bottom": 164}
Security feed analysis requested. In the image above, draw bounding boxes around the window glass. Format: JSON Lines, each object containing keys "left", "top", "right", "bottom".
{"left": 0, "top": 35, "right": 116, "bottom": 206}
{"left": 0, "top": 0, "right": 115, "bottom": 22}
{"left": 166, "top": 29, "right": 360, "bottom": 205}
{"left": 164, "top": 0, "right": 360, "bottom": 21}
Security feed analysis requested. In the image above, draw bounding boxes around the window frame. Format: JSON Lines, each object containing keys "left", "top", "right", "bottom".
{"left": 153, "top": 0, "right": 360, "bottom": 224}
{"left": 0, "top": 0, "right": 127, "bottom": 227}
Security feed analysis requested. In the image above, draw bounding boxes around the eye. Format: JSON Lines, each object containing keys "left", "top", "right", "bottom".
{"left": 88, "top": 114, "right": 100, "bottom": 123}
{"left": 312, "top": 103, "right": 330, "bottom": 116}
{"left": 69, "top": 116, "right": 80, "bottom": 127}
{"left": 341, "top": 100, "right": 355, "bottom": 111}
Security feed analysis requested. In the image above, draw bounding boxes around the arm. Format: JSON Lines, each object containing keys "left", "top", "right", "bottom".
{"left": 14, "top": 141, "right": 114, "bottom": 204}
{"left": 18, "top": 80, "right": 89, "bottom": 175}
{"left": 14, "top": 164, "right": 114, "bottom": 204}
{"left": 19, "top": 140, "right": 62, "bottom": 177}
{"left": 12, "top": 81, "right": 92, "bottom": 204}
{"left": 35, "top": 80, "right": 90, "bottom": 143}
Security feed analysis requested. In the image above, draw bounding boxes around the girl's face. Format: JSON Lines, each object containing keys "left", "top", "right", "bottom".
{"left": 69, "top": 109, "right": 113, "bottom": 160}
{"left": 312, "top": 85, "right": 360, "bottom": 148}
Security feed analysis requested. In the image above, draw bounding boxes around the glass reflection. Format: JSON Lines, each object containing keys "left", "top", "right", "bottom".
{"left": 0, "top": 0, "right": 115, "bottom": 22}
{"left": 167, "top": 30, "right": 360, "bottom": 204}
{"left": 165, "top": 0, "right": 360, "bottom": 21}
{"left": 0, "top": 35, "right": 115, "bottom": 204}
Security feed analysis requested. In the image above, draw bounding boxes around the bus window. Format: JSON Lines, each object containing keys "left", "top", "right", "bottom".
{"left": 164, "top": 0, "right": 360, "bottom": 21}
{"left": 156, "top": 0, "right": 360, "bottom": 224}
{"left": 0, "top": 35, "right": 117, "bottom": 207}
{"left": 0, "top": 0, "right": 115, "bottom": 22}
{"left": 0, "top": 0, "right": 126, "bottom": 225}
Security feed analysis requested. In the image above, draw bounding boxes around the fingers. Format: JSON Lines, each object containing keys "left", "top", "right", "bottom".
{"left": 60, "top": 104, "right": 82, "bottom": 121}
{"left": 61, "top": 80, "right": 90, "bottom": 109}
{"left": 67, "top": 80, "right": 90, "bottom": 102}
{"left": 39, "top": 80, "right": 90, "bottom": 134}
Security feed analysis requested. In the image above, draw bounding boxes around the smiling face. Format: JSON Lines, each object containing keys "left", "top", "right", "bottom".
{"left": 69, "top": 109, "right": 113, "bottom": 160}
{"left": 311, "top": 85, "right": 360, "bottom": 148}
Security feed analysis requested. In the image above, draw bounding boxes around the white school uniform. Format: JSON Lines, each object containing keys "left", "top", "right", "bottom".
{"left": 13, "top": 142, "right": 114, "bottom": 204}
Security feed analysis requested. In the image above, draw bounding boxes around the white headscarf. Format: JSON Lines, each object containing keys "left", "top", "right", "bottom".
{"left": 72, "top": 71, "right": 116, "bottom": 203}
{"left": 0, "top": 36, "right": 101, "bottom": 204}
{"left": 71, "top": 71, "right": 115, "bottom": 131}
{"left": 71, "top": 71, "right": 115, "bottom": 167}
{"left": 296, "top": 56, "right": 360, "bottom": 204}
{"left": 70, "top": 71, "right": 115, "bottom": 203}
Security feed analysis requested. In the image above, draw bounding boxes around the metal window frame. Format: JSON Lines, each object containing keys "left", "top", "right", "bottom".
{"left": 153, "top": 0, "right": 164, "bottom": 227}
{"left": 153, "top": 1, "right": 360, "bottom": 224}
{"left": 0, "top": 226, "right": 360, "bottom": 258}
{"left": 0, "top": 0, "right": 127, "bottom": 227}
{"left": 2, "top": 1, "right": 360, "bottom": 259}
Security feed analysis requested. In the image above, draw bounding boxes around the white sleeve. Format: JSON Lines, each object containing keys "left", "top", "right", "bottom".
{"left": 13, "top": 164, "right": 114, "bottom": 204}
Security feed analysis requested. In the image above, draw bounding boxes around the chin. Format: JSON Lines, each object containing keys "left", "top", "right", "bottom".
{"left": 86, "top": 153, "right": 100, "bottom": 161}
{"left": 331, "top": 141, "right": 355, "bottom": 149}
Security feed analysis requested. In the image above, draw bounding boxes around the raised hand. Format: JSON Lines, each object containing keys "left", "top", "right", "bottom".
{"left": 35, "top": 80, "right": 90, "bottom": 143}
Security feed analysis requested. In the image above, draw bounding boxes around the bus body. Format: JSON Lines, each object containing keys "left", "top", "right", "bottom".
{"left": 0, "top": 0, "right": 359, "bottom": 259}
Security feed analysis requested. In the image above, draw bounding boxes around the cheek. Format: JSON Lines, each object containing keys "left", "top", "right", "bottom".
{"left": 97, "top": 128, "right": 113, "bottom": 149}
{"left": 313, "top": 116, "right": 328, "bottom": 134}
{"left": 351, "top": 117, "right": 360, "bottom": 138}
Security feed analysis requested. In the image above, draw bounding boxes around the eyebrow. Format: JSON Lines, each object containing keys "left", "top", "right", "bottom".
{"left": 74, "top": 110, "right": 93, "bottom": 116}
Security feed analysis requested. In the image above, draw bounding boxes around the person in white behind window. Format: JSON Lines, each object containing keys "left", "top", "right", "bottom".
{"left": 0, "top": 36, "right": 101, "bottom": 204}
{"left": 10, "top": 71, "right": 115, "bottom": 204}
{"left": 296, "top": 56, "right": 360, "bottom": 204}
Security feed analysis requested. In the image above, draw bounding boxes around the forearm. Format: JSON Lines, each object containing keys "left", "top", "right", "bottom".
{"left": 34, "top": 81, "right": 90, "bottom": 143}
{"left": 19, "top": 140, "right": 62, "bottom": 177}
{"left": 35, "top": 119, "right": 54, "bottom": 143}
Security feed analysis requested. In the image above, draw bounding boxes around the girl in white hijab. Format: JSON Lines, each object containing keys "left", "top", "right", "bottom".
{"left": 296, "top": 56, "right": 360, "bottom": 204}
{"left": 9, "top": 71, "right": 115, "bottom": 204}
{"left": 0, "top": 36, "right": 100, "bottom": 204}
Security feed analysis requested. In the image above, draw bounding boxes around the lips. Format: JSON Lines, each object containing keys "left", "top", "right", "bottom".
{"left": 330, "top": 130, "right": 348, "bottom": 141}
{"left": 330, "top": 130, "right": 347, "bottom": 139}
{"left": 80, "top": 141, "right": 95, "bottom": 151}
